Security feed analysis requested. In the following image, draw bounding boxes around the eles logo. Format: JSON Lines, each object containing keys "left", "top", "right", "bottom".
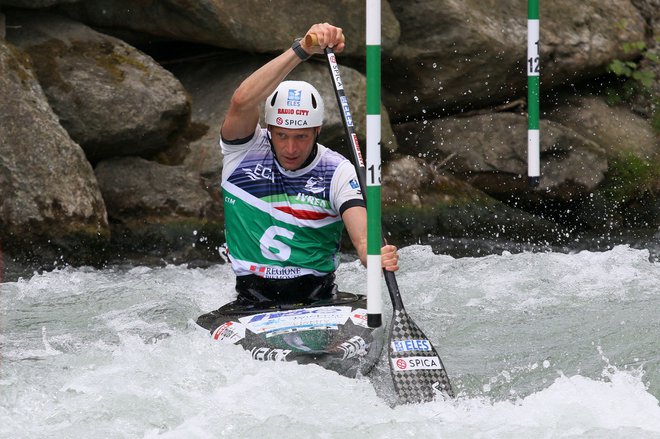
{"left": 304, "top": 176, "right": 325, "bottom": 194}
{"left": 287, "top": 88, "right": 302, "bottom": 106}
{"left": 391, "top": 339, "right": 432, "bottom": 352}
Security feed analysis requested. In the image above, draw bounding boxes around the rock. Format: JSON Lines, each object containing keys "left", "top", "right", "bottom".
{"left": 547, "top": 96, "right": 660, "bottom": 229}
{"left": 1, "top": 0, "right": 79, "bottom": 7}
{"left": 384, "top": 0, "right": 646, "bottom": 119}
{"left": 94, "top": 157, "right": 223, "bottom": 260}
{"left": 0, "top": 41, "right": 109, "bottom": 260}
{"left": 381, "top": 156, "right": 562, "bottom": 244}
{"left": 6, "top": 11, "right": 191, "bottom": 163}
{"left": 618, "top": 0, "right": 660, "bottom": 121}
{"left": 395, "top": 113, "right": 608, "bottom": 204}
{"left": 56, "top": 0, "right": 400, "bottom": 56}
{"left": 548, "top": 96, "right": 659, "bottom": 161}
{"left": 165, "top": 54, "right": 267, "bottom": 179}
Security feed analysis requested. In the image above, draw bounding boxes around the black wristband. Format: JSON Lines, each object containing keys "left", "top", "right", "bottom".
{"left": 292, "top": 38, "right": 311, "bottom": 61}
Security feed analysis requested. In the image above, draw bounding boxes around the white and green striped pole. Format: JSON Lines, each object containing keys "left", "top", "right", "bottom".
{"left": 527, "top": 0, "right": 540, "bottom": 187}
{"left": 366, "top": 0, "right": 382, "bottom": 328}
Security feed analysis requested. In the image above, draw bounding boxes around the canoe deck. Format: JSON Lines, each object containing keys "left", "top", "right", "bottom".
{"left": 196, "top": 292, "right": 384, "bottom": 377}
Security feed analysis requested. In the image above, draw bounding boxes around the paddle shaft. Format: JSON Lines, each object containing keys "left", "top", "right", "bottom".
{"left": 318, "top": 46, "right": 406, "bottom": 316}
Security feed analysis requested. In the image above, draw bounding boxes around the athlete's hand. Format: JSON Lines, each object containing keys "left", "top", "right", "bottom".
{"left": 302, "top": 22, "right": 345, "bottom": 55}
{"left": 381, "top": 244, "right": 399, "bottom": 272}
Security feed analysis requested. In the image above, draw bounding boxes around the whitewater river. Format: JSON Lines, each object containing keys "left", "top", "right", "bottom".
{"left": 2, "top": 244, "right": 660, "bottom": 438}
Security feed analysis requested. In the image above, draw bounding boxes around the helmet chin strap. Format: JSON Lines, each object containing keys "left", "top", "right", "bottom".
{"left": 267, "top": 128, "right": 320, "bottom": 171}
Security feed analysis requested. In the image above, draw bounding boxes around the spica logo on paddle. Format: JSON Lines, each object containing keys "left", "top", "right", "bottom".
{"left": 391, "top": 339, "right": 432, "bottom": 352}
{"left": 391, "top": 356, "right": 443, "bottom": 371}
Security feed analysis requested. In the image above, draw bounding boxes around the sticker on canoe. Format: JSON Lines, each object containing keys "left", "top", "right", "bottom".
{"left": 250, "top": 347, "right": 292, "bottom": 362}
{"left": 391, "top": 356, "right": 444, "bottom": 371}
{"left": 349, "top": 308, "right": 369, "bottom": 328}
{"left": 239, "top": 306, "right": 352, "bottom": 335}
{"left": 338, "top": 336, "right": 368, "bottom": 360}
{"left": 211, "top": 321, "right": 246, "bottom": 344}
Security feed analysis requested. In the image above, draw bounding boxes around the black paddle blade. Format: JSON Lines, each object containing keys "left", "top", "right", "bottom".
{"left": 389, "top": 309, "right": 454, "bottom": 403}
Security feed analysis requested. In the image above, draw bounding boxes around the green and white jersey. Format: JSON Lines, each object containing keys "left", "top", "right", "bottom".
{"left": 221, "top": 127, "right": 364, "bottom": 279}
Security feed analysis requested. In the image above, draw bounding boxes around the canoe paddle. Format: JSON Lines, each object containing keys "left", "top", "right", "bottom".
{"left": 307, "top": 34, "right": 455, "bottom": 402}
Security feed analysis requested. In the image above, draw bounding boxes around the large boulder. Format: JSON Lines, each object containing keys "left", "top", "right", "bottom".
{"left": 395, "top": 113, "right": 608, "bottom": 205}
{"left": 1, "top": 0, "right": 79, "bottom": 7}
{"left": 0, "top": 41, "right": 108, "bottom": 260}
{"left": 94, "top": 157, "right": 223, "bottom": 260}
{"left": 384, "top": 0, "right": 646, "bottom": 119}
{"left": 381, "top": 155, "right": 562, "bottom": 244}
{"left": 5, "top": 11, "right": 191, "bottom": 163}
{"left": 57, "top": 0, "right": 400, "bottom": 56}
{"left": 548, "top": 96, "right": 659, "bottom": 161}
{"left": 549, "top": 96, "right": 660, "bottom": 229}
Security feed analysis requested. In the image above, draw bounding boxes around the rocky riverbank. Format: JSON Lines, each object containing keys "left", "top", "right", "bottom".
{"left": 1, "top": 0, "right": 659, "bottom": 271}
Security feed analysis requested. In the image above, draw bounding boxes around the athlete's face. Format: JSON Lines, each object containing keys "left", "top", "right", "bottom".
{"left": 269, "top": 126, "right": 320, "bottom": 171}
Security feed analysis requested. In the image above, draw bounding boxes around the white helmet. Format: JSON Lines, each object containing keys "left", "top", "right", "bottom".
{"left": 265, "top": 80, "right": 324, "bottom": 128}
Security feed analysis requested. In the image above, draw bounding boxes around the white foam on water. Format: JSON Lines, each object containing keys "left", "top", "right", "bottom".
{"left": 1, "top": 245, "right": 659, "bottom": 438}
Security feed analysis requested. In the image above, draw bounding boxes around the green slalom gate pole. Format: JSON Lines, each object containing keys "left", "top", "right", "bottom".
{"left": 527, "top": 0, "right": 540, "bottom": 187}
{"left": 366, "top": 0, "right": 383, "bottom": 328}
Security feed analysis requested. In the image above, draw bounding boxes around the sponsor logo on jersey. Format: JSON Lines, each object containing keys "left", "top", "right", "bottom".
{"left": 243, "top": 163, "right": 274, "bottom": 182}
{"left": 294, "top": 192, "right": 329, "bottom": 208}
{"left": 249, "top": 265, "right": 302, "bottom": 279}
{"left": 391, "top": 339, "right": 432, "bottom": 353}
{"left": 349, "top": 179, "right": 360, "bottom": 190}
{"left": 304, "top": 176, "right": 325, "bottom": 194}
{"left": 391, "top": 356, "right": 443, "bottom": 371}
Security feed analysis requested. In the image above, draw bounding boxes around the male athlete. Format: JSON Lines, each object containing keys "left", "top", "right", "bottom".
{"left": 220, "top": 22, "right": 398, "bottom": 304}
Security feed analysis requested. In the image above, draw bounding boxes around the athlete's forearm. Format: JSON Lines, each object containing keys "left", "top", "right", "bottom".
{"left": 221, "top": 23, "right": 344, "bottom": 142}
{"left": 221, "top": 49, "right": 302, "bottom": 141}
